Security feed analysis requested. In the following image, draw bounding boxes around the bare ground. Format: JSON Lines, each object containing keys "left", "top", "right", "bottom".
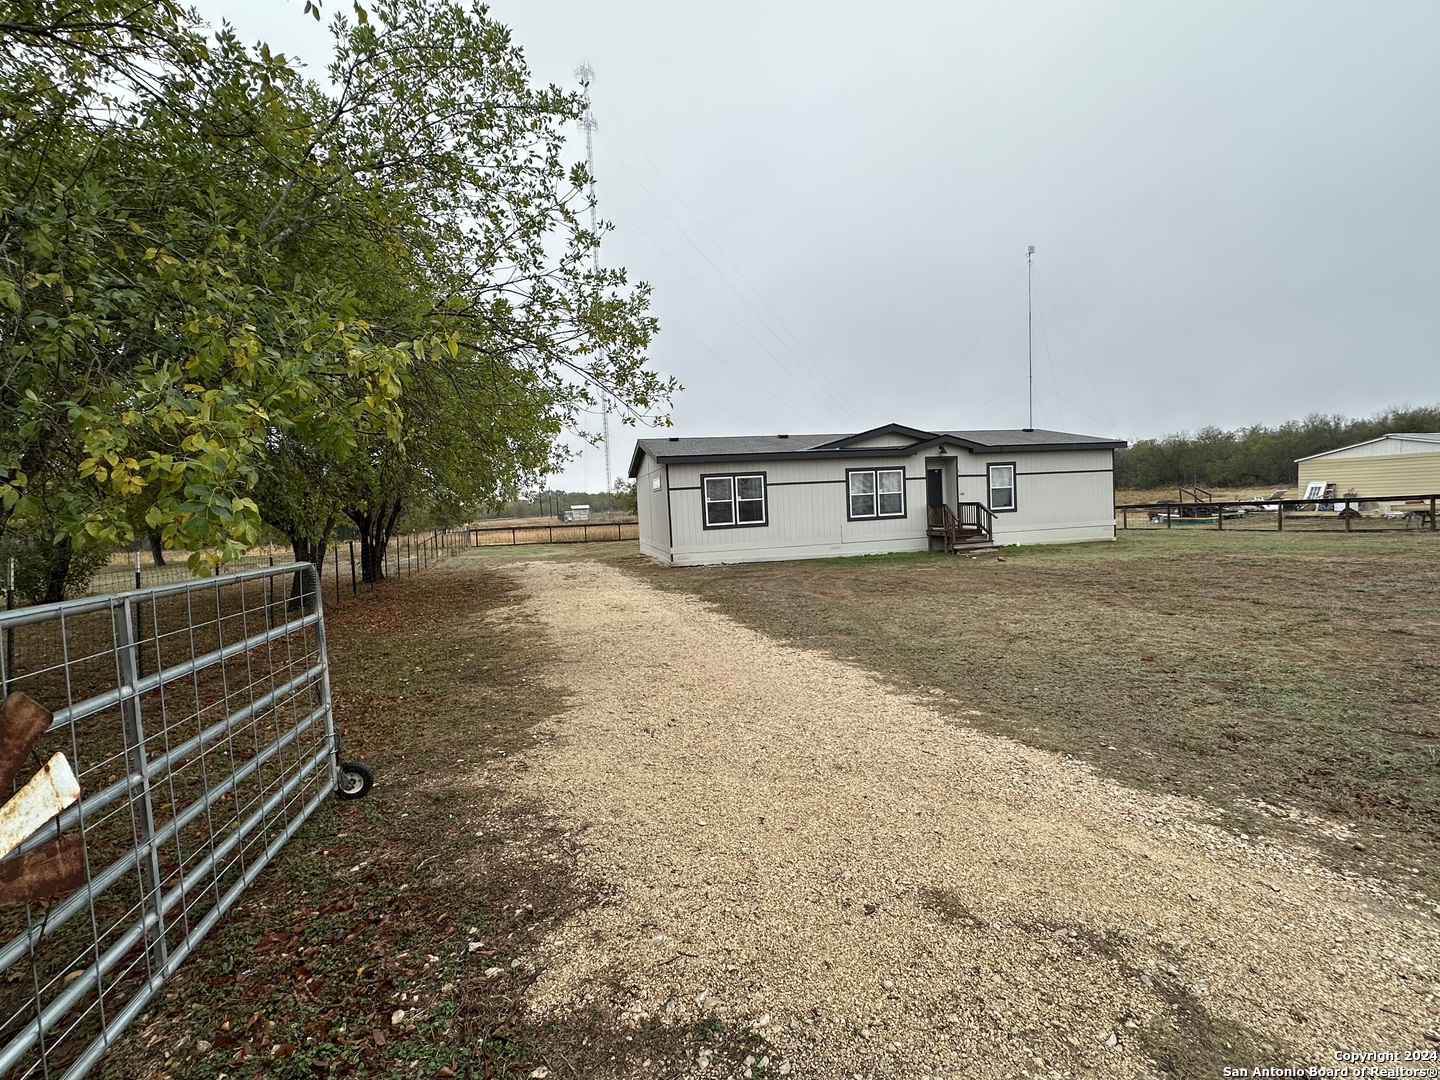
{"left": 489, "top": 558, "right": 1438, "bottom": 1080}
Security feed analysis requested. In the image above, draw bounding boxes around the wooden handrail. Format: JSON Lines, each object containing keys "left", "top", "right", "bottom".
{"left": 957, "top": 502, "right": 994, "bottom": 537}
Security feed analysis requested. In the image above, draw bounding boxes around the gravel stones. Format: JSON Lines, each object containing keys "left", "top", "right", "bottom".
{"left": 491, "top": 559, "right": 1437, "bottom": 1078}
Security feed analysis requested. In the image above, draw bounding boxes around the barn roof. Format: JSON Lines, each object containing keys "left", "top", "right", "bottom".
{"left": 1294, "top": 432, "right": 1440, "bottom": 463}
{"left": 628, "top": 424, "right": 1126, "bottom": 476}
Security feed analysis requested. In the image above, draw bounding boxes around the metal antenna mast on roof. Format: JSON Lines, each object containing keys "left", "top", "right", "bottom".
{"left": 1026, "top": 245, "right": 1035, "bottom": 432}
{"left": 576, "top": 63, "right": 612, "bottom": 495}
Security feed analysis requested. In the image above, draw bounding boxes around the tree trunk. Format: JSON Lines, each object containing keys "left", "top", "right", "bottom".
{"left": 350, "top": 500, "right": 402, "bottom": 584}
{"left": 147, "top": 530, "right": 166, "bottom": 566}
{"left": 286, "top": 516, "right": 335, "bottom": 610}
{"left": 42, "top": 537, "right": 73, "bottom": 604}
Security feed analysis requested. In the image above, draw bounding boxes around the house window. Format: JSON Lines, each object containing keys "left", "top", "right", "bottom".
{"left": 848, "top": 468, "right": 906, "bottom": 519}
{"left": 988, "top": 463, "right": 1016, "bottom": 512}
{"left": 703, "top": 473, "right": 767, "bottom": 528}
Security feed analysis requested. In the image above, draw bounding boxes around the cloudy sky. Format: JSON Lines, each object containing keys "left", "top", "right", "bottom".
{"left": 204, "top": 0, "right": 1440, "bottom": 493}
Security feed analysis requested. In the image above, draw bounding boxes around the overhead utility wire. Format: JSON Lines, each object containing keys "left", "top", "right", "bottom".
{"left": 595, "top": 106, "right": 860, "bottom": 427}
{"left": 666, "top": 320, "right": 827, "bottom": 431}
{"left": 597, "top": 134, "right": 861, "bottom": 428}
{"left": 921, "top": 266, "right": 1027, "bottom": 426}
{"left": 601, "top": 190, "right": 841, "bottom": 429}
{"left": 1029, "top": 285, "right": 1111, "bottom": 434}
{"left": 953, "top": 375, "right": 1029, "bottom": 428}
{"left": 1031, "top": 267, "right": 1119, "bottom": 437}
{"left": 1033, "top": 281, "right": 1055, "bottom": 429}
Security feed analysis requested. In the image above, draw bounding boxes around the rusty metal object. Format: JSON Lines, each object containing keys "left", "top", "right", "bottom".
{"left": 0, "top": 694, "right": 86, "bottom": 904}
{"left": 0, "top": 753, "right": 80, "bottom": 861}
{"left": 0, "top": 691, "right": 53, "bottom": 793}
{"left": 0, "top": 835, "right": 87, "bottom": 905}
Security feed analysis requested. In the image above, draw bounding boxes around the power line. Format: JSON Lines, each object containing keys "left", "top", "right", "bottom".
{"left": 665, "top": 321, "right": 828, "bottom": 430}
{"left": 597, "top": 133, "right": 861, "bottom": 428}
{"left": 953, "top": 375, "right": 1029, "bottom": 428}
{"left": 595, "top": 106, "right": 861, "bottom": 427}
{"left": 922, "top": 266, "right": 1026, "bottom": 426}
{"left": 575, "top": 63, "right": 612, "bottom": 493}
{"left": 600, "top": 191, "right": 838, "bottom": 429}
{"left": 1031, "top": 267, "right": 1120, "bottom": 437}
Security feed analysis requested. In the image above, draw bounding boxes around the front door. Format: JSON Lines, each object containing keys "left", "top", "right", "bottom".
{"left": 926, "top": 468, "right": 944, "bottom": 509}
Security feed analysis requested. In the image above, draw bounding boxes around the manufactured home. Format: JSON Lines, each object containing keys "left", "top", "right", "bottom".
{"left": 629, "top": 424, "right": 1126, "bottom": 566}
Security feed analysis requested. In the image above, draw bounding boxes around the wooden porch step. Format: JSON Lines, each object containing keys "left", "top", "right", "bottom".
{"left": 950, "top": 539, "right": 997, "bottom": 554}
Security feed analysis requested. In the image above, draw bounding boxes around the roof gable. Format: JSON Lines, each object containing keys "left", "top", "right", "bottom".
{"left": 812, "top": 424, "right": 940, "bottom": 450}
{"left": 1294, "top": 432, "right": 1440, "bottom": 463}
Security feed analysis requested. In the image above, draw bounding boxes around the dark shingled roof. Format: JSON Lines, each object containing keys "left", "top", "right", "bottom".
{"left": 941, "top": 429, "right": 1126, "bottom": 451}
{"left": 629, "top": 425, "right": 1126, "bottom": 476}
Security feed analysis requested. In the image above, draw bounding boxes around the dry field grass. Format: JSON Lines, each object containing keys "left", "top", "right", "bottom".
{"left": 590, "top": 529, "right": 1440, "bottom": 894}
{"left": 99, "top": 530, "right": 1439, "bottom": 1079}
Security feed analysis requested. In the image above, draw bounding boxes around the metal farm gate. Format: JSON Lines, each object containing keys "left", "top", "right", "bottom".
{"left": 0, "top": 563, "right": 370, "bottom": 1078}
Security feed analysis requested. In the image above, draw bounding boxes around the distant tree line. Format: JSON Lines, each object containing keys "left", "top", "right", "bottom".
{"left": 1115, "top": 405, "right": 1440, "bottom": 490}
{"left": 486, "top": 482, "right": 638, "bottom": 520}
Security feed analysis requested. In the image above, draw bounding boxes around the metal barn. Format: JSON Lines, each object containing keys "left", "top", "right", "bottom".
{"left": 1296, "top": 434, "right": 1440, "bottom": 499}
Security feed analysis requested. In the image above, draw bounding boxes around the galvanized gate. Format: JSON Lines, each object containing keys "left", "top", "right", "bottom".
{"left": 0, "top": 562, "right": 367, "bottom": 1078}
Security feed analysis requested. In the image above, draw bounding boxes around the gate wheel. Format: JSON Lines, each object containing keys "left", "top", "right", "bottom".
{"left": 336, "top": 761, "right": 374, "bottom": 800}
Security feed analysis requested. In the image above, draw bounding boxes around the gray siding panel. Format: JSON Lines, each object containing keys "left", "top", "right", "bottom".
{"left": 634, "top": 452, "right": 671, "bottom": 561}
{"left": 637, "top": 443, "right": 1117, "bottom": 564}
{"left": 666, "top": 454, "right": 926, "bottom": 564}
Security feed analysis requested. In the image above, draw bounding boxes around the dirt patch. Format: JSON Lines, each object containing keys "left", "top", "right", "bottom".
{"left": 495, "top": 557, "right": 1438, "bottom": 1080}
{"left": 102, "top": 559, "right": 763, "bottom": 1079}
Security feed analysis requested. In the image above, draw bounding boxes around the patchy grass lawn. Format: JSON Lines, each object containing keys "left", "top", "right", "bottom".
{"left": 95, "top": 529, "right": 1439, "bottom": 1078}
{"left": 566, "top": 529, "right": 1440, "bottom": 896}
{"left": 104, "top": 554, "right": 769, "bottom": 1080}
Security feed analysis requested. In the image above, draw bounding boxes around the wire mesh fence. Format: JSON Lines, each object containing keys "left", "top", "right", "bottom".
{"left": 0, "top": 563, "right": 360, "bottom": 1079}
{"left": 84, "top": 527, "right": 476, "bottom": 601}
{"left": 3, "top": 520, "right": 641, "bottom": 620}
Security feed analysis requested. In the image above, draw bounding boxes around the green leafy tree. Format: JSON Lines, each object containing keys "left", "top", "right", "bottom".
{"left": 1116, "top": 405, "right": 1440, "bottom": 489}
{"left": 2, "top": 0, "right": 673, "bottom": 591}
{"left": 308, "top": 0, "right": 672, "bottom": 580}
{"left": 1, "top": 0, "right": 412, "bottom": 574}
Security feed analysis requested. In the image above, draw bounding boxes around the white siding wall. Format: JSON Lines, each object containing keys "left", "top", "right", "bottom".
{"left": 664, "top": 455, "right": 928, "bottom": 565}
{"left": 634, "top": 452, "right": 671, "bottom": 561}
{"left": 953, "top": 448, "right": 1116, "bottom": 545}
{"left": 635, "top": 444, "right": 1118, "bottom": 564}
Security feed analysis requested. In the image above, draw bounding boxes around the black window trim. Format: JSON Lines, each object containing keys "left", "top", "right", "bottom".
{"left": 699, "top": 470, "right": 769, "bottom": 529}
{"left": 846, "top": 466, "right": 908, "bottom": 522}
{"left": 987, "top": 461, "right": 1018, "bottom": 514}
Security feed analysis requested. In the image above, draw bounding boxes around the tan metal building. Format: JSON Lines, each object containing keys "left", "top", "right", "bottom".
{"left": 1296, "top": 433, "right": 1440, "bottom": 497}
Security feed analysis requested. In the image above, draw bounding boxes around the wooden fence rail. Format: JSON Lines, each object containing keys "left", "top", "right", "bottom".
{"left": 1115, "top": 492, "right": 1439, "bottom": 533}
{"left": 468, "top": 520, "right": 640, "bottom": 547}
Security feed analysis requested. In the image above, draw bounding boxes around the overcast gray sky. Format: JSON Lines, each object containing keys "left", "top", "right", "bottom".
{"left": 203, "top": 0, "right": 1440, "bottom": 493}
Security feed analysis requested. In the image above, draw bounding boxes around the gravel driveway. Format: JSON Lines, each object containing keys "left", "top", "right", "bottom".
{"left": 490, "top": 558, "right": 1436, "bottom": 1079}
